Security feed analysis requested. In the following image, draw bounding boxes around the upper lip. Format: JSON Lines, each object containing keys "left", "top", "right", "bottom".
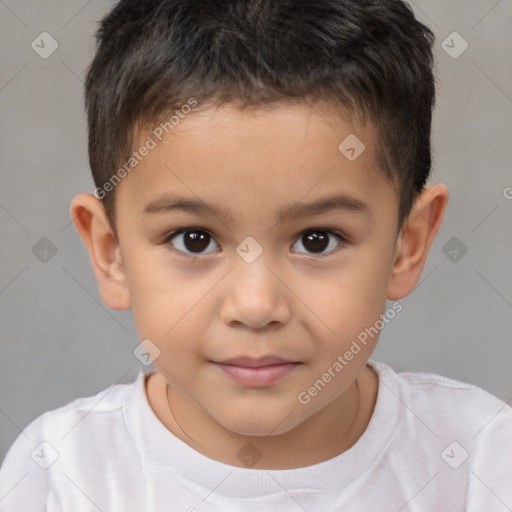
{"left": 215, "top": 356, "right": 297, "bottom": 368}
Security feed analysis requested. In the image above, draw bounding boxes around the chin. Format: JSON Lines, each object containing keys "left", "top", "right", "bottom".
{"left": 218, "top": 412, "right": 300, "bottom": 438}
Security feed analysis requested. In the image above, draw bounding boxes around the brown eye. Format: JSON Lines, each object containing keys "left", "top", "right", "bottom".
{"left": 291, "top": 229, "right": 343, "bottom": 255}
{"left": 168, "top": 229, "right": 219, "bottom": 255}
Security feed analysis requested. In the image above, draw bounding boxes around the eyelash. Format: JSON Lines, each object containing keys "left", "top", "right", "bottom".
{"left": 162, "top": 227, "right": 348, "bottom": 260}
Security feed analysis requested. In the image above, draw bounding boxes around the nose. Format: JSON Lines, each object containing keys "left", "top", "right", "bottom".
{"left": 219, "top": 257, "right": 291, "bottom": 330}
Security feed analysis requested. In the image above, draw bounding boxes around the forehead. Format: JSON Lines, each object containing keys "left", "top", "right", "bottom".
{"left": 116, "top": 102, "right": 397, "bottom": 225}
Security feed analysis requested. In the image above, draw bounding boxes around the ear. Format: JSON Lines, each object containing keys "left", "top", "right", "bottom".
{"left": 387, "top": 184, "right": 449, "bottom": 301}
{"left": 69, "top": 193, "right": 131, "bottom": 310}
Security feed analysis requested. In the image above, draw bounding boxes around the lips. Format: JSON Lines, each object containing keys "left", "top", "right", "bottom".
{"left": 212, "top": 355, "right": 300, "bottom": 387}
{"left": 216, "top": 355, "right": 295, "bottom": 368}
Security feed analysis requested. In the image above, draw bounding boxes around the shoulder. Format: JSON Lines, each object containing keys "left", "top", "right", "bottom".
{"left": 363, "top": 361, "right": 512, "bottom": 507}
{"left": 29, "top": 372, "right": 142, "bottom": 444}
{"left": 1, "top": 372, "right": 143, "bottom": 453}
{"left": 0, "top": 372, "right": 145, "bottom": 508}
{"left": 368, "top": 360, "right": 512, "bottom": 507}
{"left": 368, "top": 359, "right": 512, "bottom": 439}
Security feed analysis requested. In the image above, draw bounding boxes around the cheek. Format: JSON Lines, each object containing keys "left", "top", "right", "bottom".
{"left": 131, "top": 288, "right": 209, "bottom": 351}
{"left": 124, "top": 257, "right": 214, "bottom": 369}
{"left": 312, "top": 257, "right": 390, "bottom": 321}
{"left": 121, "top": 252, "right": 184, "bottom": 342}
{"left": 295, "top": 249, "right": 393, "bottom": 355}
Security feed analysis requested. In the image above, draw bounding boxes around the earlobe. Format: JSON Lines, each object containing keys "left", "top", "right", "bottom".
{"left": 69, "top": 193, "right": 131, "bottom": 310}
{"left": 387, "top": 184, "right": 449, "bottom": 301}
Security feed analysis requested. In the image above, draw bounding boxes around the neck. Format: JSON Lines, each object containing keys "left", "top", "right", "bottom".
{"left": 160, "top": 365, "right": 377, "bottom": 470}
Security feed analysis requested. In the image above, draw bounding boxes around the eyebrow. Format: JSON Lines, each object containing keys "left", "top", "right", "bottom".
{"left": 143, "top": 193, "right": 370, "bottom": 223}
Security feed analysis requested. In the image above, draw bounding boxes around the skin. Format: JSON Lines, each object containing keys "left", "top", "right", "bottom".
{"left": 70, "top": 102, "right": 448, "bottom": 470}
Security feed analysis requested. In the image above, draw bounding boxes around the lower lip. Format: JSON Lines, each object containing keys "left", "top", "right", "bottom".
{"left": 214, "top": 362, "right": 299, "bottom": 387}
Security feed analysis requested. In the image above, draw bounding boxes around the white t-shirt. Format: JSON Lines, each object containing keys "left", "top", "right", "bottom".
{"left": 1, "top": 359, "right": 511, "bottom": 511}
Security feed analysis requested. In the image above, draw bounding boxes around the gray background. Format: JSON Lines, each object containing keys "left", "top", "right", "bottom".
{"left": 0, "top": 0, "right": 511, "bottom": 465}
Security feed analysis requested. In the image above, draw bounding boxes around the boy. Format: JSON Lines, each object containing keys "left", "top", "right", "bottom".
{"left": 1, "top": 0, "right": 511, "bottom": 510}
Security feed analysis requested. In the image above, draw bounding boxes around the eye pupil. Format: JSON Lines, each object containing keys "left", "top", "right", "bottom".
{"left": 184, "top": 230, "right": 210, "bottom": 252}
{"left": 173, "top": 228, "right": 339, "bottom": 257}
{"left": 303, "top": 231, "right": 329, "bottom": 253}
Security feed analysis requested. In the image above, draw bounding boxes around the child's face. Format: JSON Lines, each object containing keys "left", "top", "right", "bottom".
{"left": 111, "top": 103, "right": 401, "bottom": 436}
